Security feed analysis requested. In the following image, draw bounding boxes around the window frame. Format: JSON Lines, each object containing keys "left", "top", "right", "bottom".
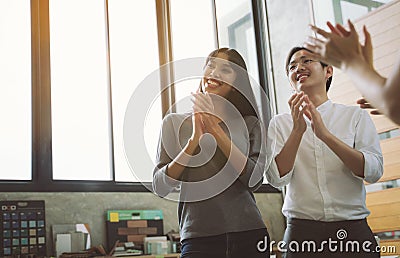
{"left": 0, "top": 0, "right": 280, "bottom": 194}
{"left": 331, "top": 0, "right": 386, "bottom": 24}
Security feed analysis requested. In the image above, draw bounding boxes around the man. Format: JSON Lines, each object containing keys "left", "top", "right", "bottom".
{"left": 266, "top": 47, "right": 383, "bottom": 257}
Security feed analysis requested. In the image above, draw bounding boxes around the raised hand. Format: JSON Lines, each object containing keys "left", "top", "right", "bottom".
{"left": 304, "top": 20, "right": 369, "bottom": 72}
{"left": 191, "top": 92, "right": 222, "bottom": 136}
{"left": 190, "top": 92, "right": 207, "bottom": 146}
{"left": 357, "top": 97, "right": 381, "bottom": 115}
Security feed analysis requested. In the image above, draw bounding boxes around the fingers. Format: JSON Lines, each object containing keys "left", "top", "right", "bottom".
{"left": 290, "top": 92, "right": 306, "bottom": 120}
{"left": 303, "top": 107, "right": 312, "bottom": 121}
{"left": 362, "top": 25, "right": 373, "bottom": 66}
{"left": 287, "top": 93, "right": 298, "bottom": 105}
{"left": 304, "top": 95, "right": 317, "bottom": 117}
{"left": 356, "top": 97, "right": 376, "bottom": 109}
{"left": 356, "top": 97, "right": 368, "bottom": 105}
{"left": 370, "top": 109, "right": 382, "bottom": 115}
{"left": 357, "top": 97, "right": 381, "bottom": 115}
{"left": 306, "top": 36, "right": 325, "bottom": 46}
{"left": 309, "top": 24, "right": 330, "bottom": 39}
{"left": 191, "top": 93, "right": 214, "bottom": 113}
{"left": 304, "top": 36, "right": 325, "bottom": 57}
{"left": 327, "top": 21, "right": 343, "bottom": 36}
{"left": 334, "top": 23, "right": 350, "bottom": 37}
{"left": 303, "top": 42, "right": 319, "bottom": 55}
{"left": 289, "top": 92, "right": 303, "bottom": 110}
{"left": 363, "top": 25, "right": 372, "bottom": 47}
{"left": 347, "top": 19, "right": 357, "bottom": 34}
{"left": 305, "top": 51, "right": 322, "bottom": 62}
{"left": 359, "top": 102, "right": 374, "bottom": 109}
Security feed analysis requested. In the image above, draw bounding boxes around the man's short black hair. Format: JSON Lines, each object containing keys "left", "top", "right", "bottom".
{"left": 285, "top": 46, "right": 332, "bottom": 92}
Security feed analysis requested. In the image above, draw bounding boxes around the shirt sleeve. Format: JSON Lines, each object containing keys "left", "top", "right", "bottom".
{"left": 236, "top": 116, "right": 267, "bottom": 192}
{"left": 265, "top": 116, "right": 293, "bottom": 188}
{"left": 152, "top": 115, "right": 181, "bottom": 197}
{"left": 354, "top": 110, "right": 384, "bottom": 183}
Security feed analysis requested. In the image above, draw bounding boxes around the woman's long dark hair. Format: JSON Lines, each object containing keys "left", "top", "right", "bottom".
{"left": 198, "top": 48, "right": 258, "bottom": 118}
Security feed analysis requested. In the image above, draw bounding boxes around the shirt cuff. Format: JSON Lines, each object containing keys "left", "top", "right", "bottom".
{"left": 361, "top": 151, "right": 383, "bottom": 183}
{"left": 266, "top": 157, "right": 293, "bottom": 187}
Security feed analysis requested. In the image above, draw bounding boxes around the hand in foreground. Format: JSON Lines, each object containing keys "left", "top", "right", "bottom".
{"left": 357, "top": 97, "right": 382, "bottom": 115}
{"left": 304, "top": 20, "right": 373, "bottom": 71}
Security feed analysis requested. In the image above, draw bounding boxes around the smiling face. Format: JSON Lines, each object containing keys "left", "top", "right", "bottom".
{"left": 287, "top": 49, "right": 332, "bottom": 93}
{"left": 201, "top": 52, "right": 237, "bottom": 98}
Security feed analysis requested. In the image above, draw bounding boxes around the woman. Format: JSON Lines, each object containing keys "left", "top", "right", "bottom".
{"left": 153, "top": 48, "right": 270, "bottom": 258}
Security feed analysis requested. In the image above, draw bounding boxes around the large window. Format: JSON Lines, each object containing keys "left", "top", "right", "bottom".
{"left": 0, "top": 0, "right": 277, "bottom": 192}
{"left": 0, "top": 0, "right": 32, "bottom": 181}
{"left": 50, "top": 0, "right": 112, "bottom": 181}
{"left": 170, "top": 0, "right": 217, "bottom": 114}
{"left": 108, "top": 0, "right": 160, "bottom": 182}
{"left": 311, "top": 0, "right": 391, "bottom": 30}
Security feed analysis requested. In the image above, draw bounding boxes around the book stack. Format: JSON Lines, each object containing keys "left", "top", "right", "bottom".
{"left": 106, "top": 210, "right": 164, "bottom": 252}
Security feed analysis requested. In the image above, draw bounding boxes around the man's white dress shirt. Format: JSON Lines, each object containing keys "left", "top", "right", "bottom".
{"left": 266, "top": 100, "right": 383, "bottom": 221}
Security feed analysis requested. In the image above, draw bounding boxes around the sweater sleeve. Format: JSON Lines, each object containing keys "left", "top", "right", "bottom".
{"left": 152, "top": 114, "right": 181, "bottom": 197}
{"left": 236, "top": 116, "right": 267, "bottom": 192}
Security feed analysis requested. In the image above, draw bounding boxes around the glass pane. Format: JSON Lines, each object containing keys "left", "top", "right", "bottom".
{"left": 312, "top": 0, "right": 335, "bottom": 30}
{"left": 341, "top": 1, "right": 368, "bottom": 23}
{"left": 312, "top": 0, "right": 387, "bottom": 30}
{"left": 214, "top": 0, "right": 266, "bottom": 121}
{"left": 170, "top": 0, "right": 216, "bottom": 113}
{"left": 50, "top": 0, "right": 112, "bottom": 180}
{"left": 0, "top": 0, "right": 31, "bottom": 180}
{"left": 215, "top": 0, "right": 260, "bottom": 85}
{"left": 215, "top": 0, "right": 269, "bottom": 183}
{"left": 108, "top": 0, "right": 160, "bottom": 182}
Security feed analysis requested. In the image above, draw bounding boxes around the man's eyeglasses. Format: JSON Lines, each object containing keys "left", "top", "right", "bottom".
{"left": 288, "top": 58, "right": 318, "bottom": 72}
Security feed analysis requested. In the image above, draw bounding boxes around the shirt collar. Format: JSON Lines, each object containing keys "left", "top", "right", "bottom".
{"left": 316, "top": 99, "right": 332, "bottom": 113}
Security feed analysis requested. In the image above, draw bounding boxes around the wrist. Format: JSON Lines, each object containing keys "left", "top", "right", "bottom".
{"left": 292, "top": 127, "right": 305, "bottom": 137}
{"left": 185, "top": 138, "right": 199, "bottom": 154}
{"left": 342, "top": 54, "right": 366, "bottom": 72}
{"left": 319, "top": 130, "right": 332, "bottom": 143}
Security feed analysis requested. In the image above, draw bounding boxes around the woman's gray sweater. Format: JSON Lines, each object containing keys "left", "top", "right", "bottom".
{"left": 153, "top": 113, "right": 267, "bottom": 241}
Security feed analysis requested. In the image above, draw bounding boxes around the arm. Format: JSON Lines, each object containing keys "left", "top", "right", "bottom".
{"left": 152, "top": 113, "right": 203, "bottom": 197}
{"left": 166, "top": 113, "right": 202, "bottom": 180}
{"left": 265, "top": 93, "right": 307, "bottom": 187}
{"left": 354, "top": 110, "right": 384, "bottom": 183}
{"left": 265, "top": 117, "right": 293, "bottom": 188}
{"left": 200, "top": 114, "right": 266, "bottom": 191}
{"left": 305, "top": 96, "right": 382, "bottom": 180}
{"left": 321, "top": 133, "right": 365, "bottom": 178}
{"left": 152, "top": 115, "right": 182, "bottom": 197}
{"left": 364, "top": 56, "right": 400, "bottom": 124}
{"left": 192, "top": 92, "right": 251, "bottom": 176}
{"left": 275, "top": 131, "right": 303, "bottom": 177}
{"left": 275, "top": 92, "right": 307, "bottom": 176}
{"left": 305, "top": 20, "right": 400, "bottom": 124}
{"left": 193, "top": 93, "right": 266, "bottom": 191}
